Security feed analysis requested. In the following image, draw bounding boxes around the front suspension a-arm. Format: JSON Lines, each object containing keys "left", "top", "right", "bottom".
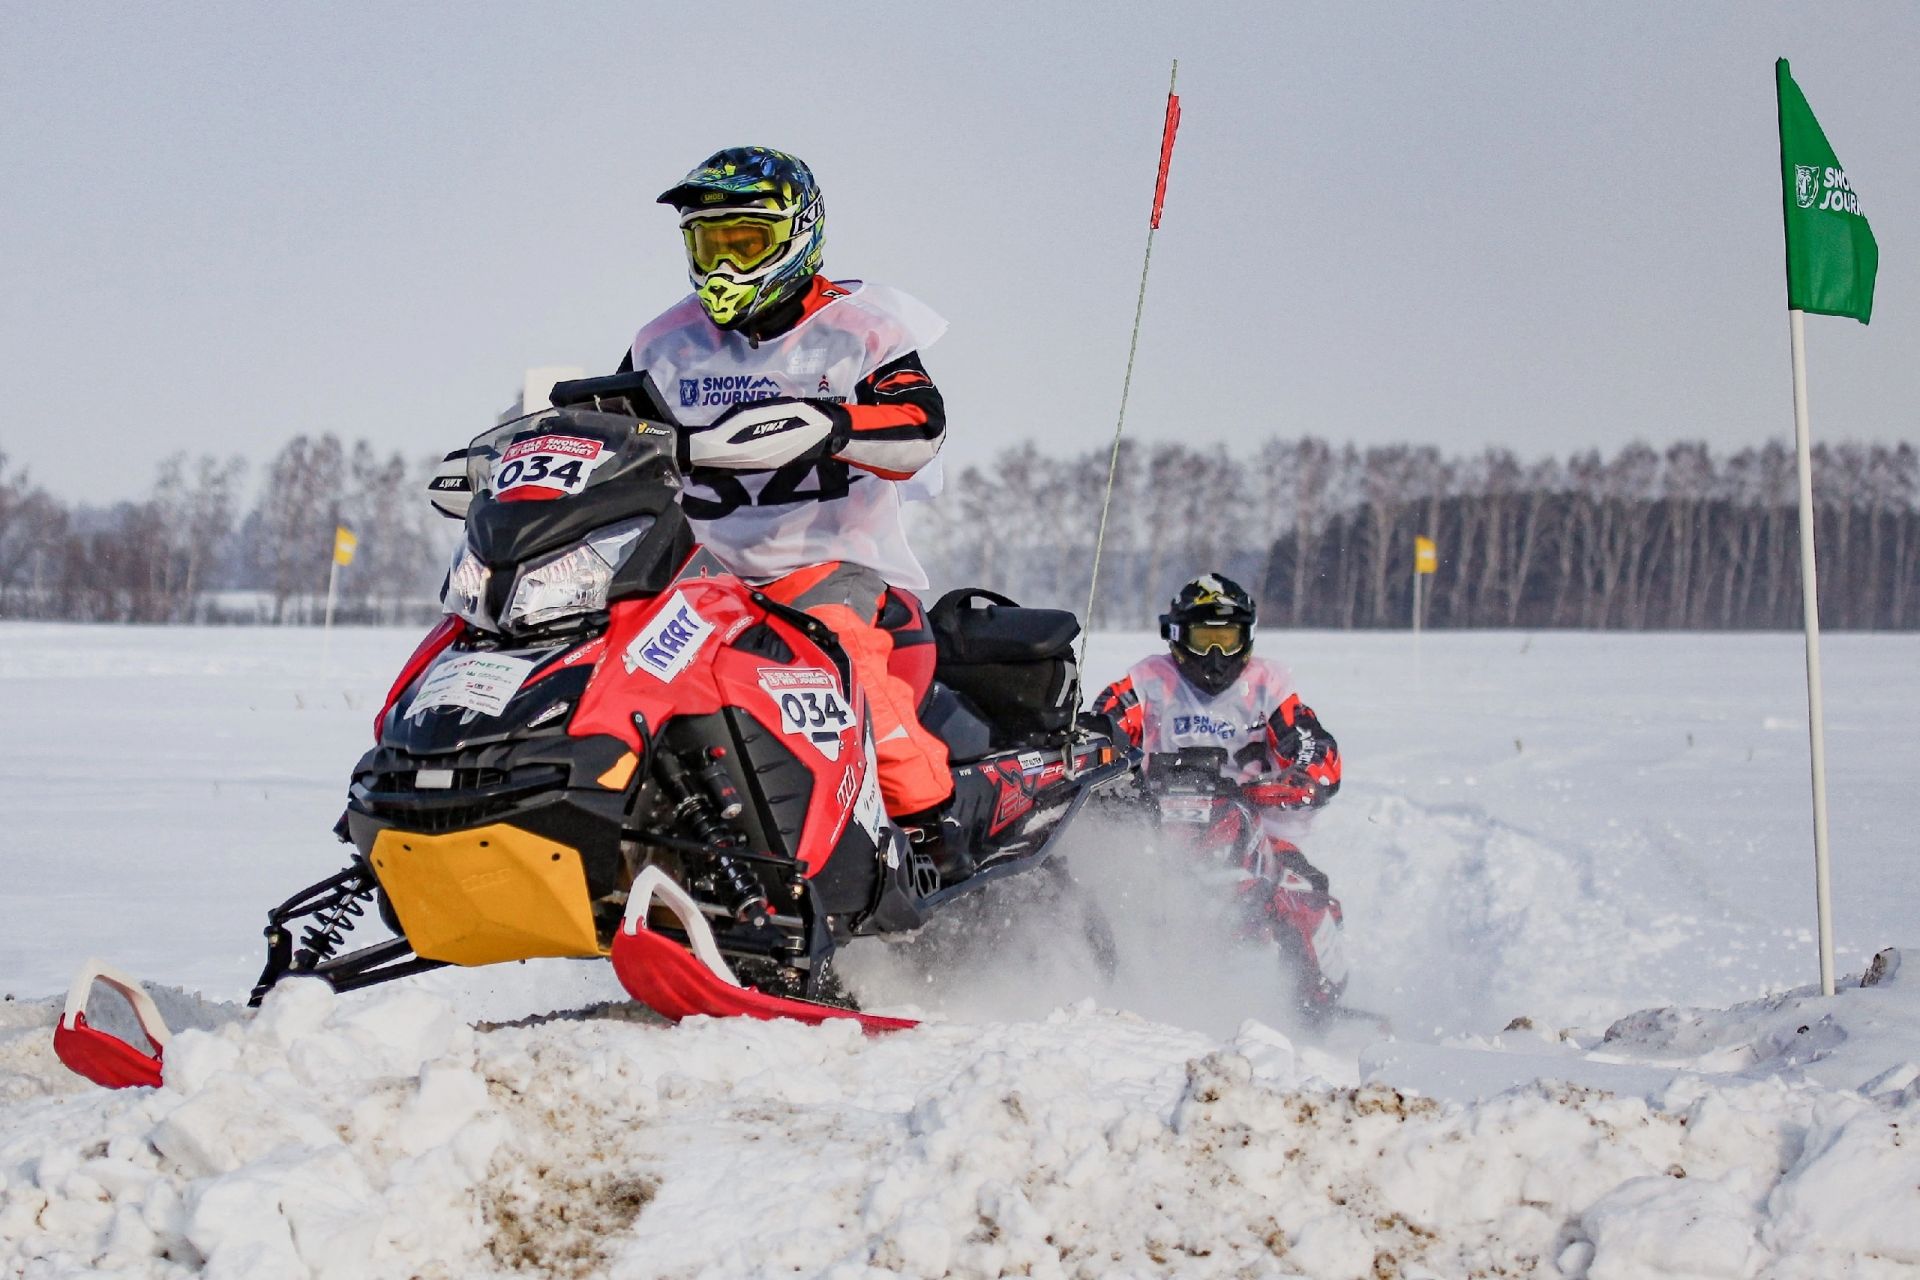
{"left": 249, "top": 862, "right": 445, "bottom": 1007}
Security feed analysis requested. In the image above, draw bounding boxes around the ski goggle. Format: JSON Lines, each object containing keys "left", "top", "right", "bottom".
{"left": 681, "top": 211, "right": 792, "bottom": 275}
{"left": 1173, "top": 620, "right": 1249, "bottom": 657}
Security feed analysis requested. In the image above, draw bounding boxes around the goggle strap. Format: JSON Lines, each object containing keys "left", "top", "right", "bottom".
{"left": 677, "top": 201, "right": 796, "bottom": 228}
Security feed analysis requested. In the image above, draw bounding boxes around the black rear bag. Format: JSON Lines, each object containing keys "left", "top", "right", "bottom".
{"left": 928, "top": 588, "right": 1080, "bottom": 743}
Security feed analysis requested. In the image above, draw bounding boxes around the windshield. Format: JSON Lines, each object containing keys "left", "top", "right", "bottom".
{"left": 464, "top": 408, "right": 677, "bottom": 503}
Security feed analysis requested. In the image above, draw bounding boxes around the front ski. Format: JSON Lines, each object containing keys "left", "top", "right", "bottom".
{"left": 609, "top": 867, "right": 916, "bottom": 1034}
{"left": 53, "top": 959, "right": 171, "bottom": 1089}
{"left": 52, "top": 866, "right": 921, "bottom": 1094}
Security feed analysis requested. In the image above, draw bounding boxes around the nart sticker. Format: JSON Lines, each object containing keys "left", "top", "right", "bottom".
{"left": 623, "top": 592, "right": 714, "bottom": 682}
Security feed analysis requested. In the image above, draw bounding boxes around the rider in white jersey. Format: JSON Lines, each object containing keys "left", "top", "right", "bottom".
{"left": 627, "top": 279, "right": 945, "bottom": 588}
{"left": 1092, "top": 573, "right": 1348, "bottom": 1008}
{"left": 618, "top": 147, "right": 953, "bottom": 817}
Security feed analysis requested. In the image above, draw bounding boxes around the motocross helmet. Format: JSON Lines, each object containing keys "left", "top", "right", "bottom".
{"left": 1160, "top": 573, "right": 1256, "bottom": 697}
{"left": 658, "top": 147, "right": 825, "bottom": 331}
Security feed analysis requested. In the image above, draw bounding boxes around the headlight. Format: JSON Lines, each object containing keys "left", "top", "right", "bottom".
{"left": 503, "top": 517, "right": 654, "bottom": 631}
{"left": 442, "top": 540, "right": 492, "bottom": 628}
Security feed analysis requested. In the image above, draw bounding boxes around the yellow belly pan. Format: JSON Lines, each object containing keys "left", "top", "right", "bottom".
{"left": 369, "top": 823, "right": 603, "bottom": 965}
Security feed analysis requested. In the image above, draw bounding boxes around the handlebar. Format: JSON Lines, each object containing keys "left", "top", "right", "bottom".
{"left": 547, "top": 370, "right": 680, "bottom": 425}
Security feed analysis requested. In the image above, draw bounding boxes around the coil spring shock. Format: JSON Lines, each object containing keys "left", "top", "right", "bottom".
{"left": 711, "top": 855, "right": 770, "bottom": 928}
{"left": 294, "top": 869, "right": 376, "bottom": 966}
{"left": 656, "top": 749, "right": 770, "bottom": 927}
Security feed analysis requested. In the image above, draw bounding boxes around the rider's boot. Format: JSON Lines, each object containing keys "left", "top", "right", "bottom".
{"left": 895, "top": 767, "right": 997, "bottom": 883}
{"left": 1262, "top": 842, "right": 1348, "bottom": 1013}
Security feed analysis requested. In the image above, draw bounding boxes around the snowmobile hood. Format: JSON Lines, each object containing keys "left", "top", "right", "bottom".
{"left": 460, "top": 409, "right": 690, "bottom": 575}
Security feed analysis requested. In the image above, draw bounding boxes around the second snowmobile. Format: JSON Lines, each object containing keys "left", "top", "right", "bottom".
{"left": 1134, "top": 746, "right": 1349, "bottom": 1014}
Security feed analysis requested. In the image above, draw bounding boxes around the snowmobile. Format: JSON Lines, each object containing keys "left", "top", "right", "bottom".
{"left": 55, "top": 371, "right": 1133, "bottom": 1089}
{"left": 1134, "top": 746, "right": 1349, "bottom": 1014}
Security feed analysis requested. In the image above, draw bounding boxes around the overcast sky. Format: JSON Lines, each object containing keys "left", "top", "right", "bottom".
{"left": 4, "top": 3, "right": 1917, "bottom": 501}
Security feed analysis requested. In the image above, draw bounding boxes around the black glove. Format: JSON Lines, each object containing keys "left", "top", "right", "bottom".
{"left": 1268, "top": 696, "right": 1336, "bottom": 775}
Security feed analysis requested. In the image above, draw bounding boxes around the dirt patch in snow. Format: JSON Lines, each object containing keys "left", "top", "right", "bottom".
{"left": 485, "top": 1165, "right": 658, "bottom": 1277}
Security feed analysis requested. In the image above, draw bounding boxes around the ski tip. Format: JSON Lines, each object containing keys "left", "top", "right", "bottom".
{"left": 53, "top": 1012, "right": 165, "bottom": 1089}
{"left": 613, "top": 865, "right": 917, "bottom": 1034}
{"left": 610, "top": 924, "right": 916, "bottom": 1034}
{"left": 53, "top": 958, "right": 171, "bottom": 1090}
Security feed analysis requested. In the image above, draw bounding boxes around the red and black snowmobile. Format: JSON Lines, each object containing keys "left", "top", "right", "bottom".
{"left": 1135, "top": 747, "right": 1348, "bottom": 1015}
{"left": 55, "top": 371, "right": 1132, "bottom": 1089}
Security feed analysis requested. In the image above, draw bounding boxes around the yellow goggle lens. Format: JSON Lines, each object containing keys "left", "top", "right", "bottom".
{"left": 683, "top": 215, "right": 786, "bottom": 274}
{"left": 1180, "top": 621, "right": 1248, "bottom": 656}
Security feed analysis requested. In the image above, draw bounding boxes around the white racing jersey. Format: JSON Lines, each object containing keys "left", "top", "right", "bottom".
{"left": 1122, "top": 652, "right": 1314, "bottom": 842}
{"left": 629, "top": 281, "right": 946, "bottom": 589}
{"left": 1125, "top": 653, "right": 1297, "bottom": 776}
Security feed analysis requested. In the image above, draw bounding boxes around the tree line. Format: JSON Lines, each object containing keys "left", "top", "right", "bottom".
{"left": 0, "top": 439, "right": 446, "bottom": 624}
{"left": 5, "top": 433, "right": 1917, "bottom": 630}
{"left": 914, "top": 438, "right": 1920, "bottom": 631}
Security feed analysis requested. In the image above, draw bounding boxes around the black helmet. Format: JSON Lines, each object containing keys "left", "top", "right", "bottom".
{"left": 1160, "top": 573, "right": 1256, "bottom": 697}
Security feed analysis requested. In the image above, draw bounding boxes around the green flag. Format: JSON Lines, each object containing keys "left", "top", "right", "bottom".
{"left": 1777, "top": 59, "right": 1877, "bottom": 323}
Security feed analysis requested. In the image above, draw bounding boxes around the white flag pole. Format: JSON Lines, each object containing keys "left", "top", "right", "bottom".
{"left": 1788, "top": 307, "right": 1836, "bottom": 997}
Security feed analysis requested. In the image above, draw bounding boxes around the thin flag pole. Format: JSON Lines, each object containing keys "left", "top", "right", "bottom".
{"left": 1775, "top": 58, "right": 1869, "bottom": 999}
{"left": 1412, "top": 553, "right": 1424, "bottom": 687}
{"left": 322, "top": 554, "right": 340, "bottom": 670}
{"left": 323, "top": 524, "right": 355, "bottom": 675}
{"left": 1411, "top": 559, "right": 1421, "bottom": 637}
{"left": 1078, "top": 59, "right": 1180, "bottom": 687}
{"left": 1788, "top": 308, "right": 1836, "bottom": 996}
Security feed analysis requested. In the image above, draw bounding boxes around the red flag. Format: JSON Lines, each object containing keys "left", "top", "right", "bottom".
{"left": 1151, "top": 89, "right": 1182, "bottom": 228}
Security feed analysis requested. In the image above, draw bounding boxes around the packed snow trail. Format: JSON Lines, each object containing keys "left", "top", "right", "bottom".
{"left": 4, "top": 626, "right": 1912, "bottom": 1030}
{"left": 5, "top": 624, "right": 1920, "bottom": 1276}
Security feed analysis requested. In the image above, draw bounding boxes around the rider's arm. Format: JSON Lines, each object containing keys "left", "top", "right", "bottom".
{"left": 833, "top": 351, "right": 945, "bottom": 480}
{"left": 679, "top": 352, "right": 946, "bottom": 476}
{"left": 1244, "top": 693, "right": 1341, "bottom": 810}
{"left": 1090, "top": 676, "right": 1145, "bottom": 748}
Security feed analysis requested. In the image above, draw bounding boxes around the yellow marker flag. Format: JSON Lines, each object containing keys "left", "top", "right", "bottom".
{"left": 332, "top": 526, "right": 358, "bottom": 567}
{"left": 1414, "top": 536, "right": 1437, "bottom": 575}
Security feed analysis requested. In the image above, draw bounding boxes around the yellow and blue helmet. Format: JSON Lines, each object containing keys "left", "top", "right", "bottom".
{"left": 659, "top": 147, "right": 825, "bottom": 330}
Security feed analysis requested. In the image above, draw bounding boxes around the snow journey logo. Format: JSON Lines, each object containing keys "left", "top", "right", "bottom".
{"left": 1171, "top": 713, "right": 1250, "bottom": 742}
{"left": 1797, "top": 164, "right": 1863, "bottom": 214}
{"left": 1795, "top": 165, "right": 1820, "bottom": 209}
{"left": 679, "top": 374, "right": 782, "bottom": 409}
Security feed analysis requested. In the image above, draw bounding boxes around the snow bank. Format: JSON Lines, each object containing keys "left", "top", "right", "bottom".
{"left": 6, "top": 952, "right": 1920, "bottom": 1278}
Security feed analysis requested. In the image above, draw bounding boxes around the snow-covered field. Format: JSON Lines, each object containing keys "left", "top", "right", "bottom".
{"left": 3, "top": 623, "right": 1919, "bottom": 1277}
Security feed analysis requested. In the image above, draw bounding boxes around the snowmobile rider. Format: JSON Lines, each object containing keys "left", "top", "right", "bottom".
{"left": 1091, "top": 573, "right": 1348, "bottom": 1006}
{"left": 618, "top": 146, "right": 953, "bottom": 821}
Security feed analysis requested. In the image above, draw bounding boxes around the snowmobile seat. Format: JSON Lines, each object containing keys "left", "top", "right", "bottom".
{"left": 927, "top": 589, "right": 1080, "bottom": 746}
{"left": 928, "top": 589, "right": 1079, "bottom": 664}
